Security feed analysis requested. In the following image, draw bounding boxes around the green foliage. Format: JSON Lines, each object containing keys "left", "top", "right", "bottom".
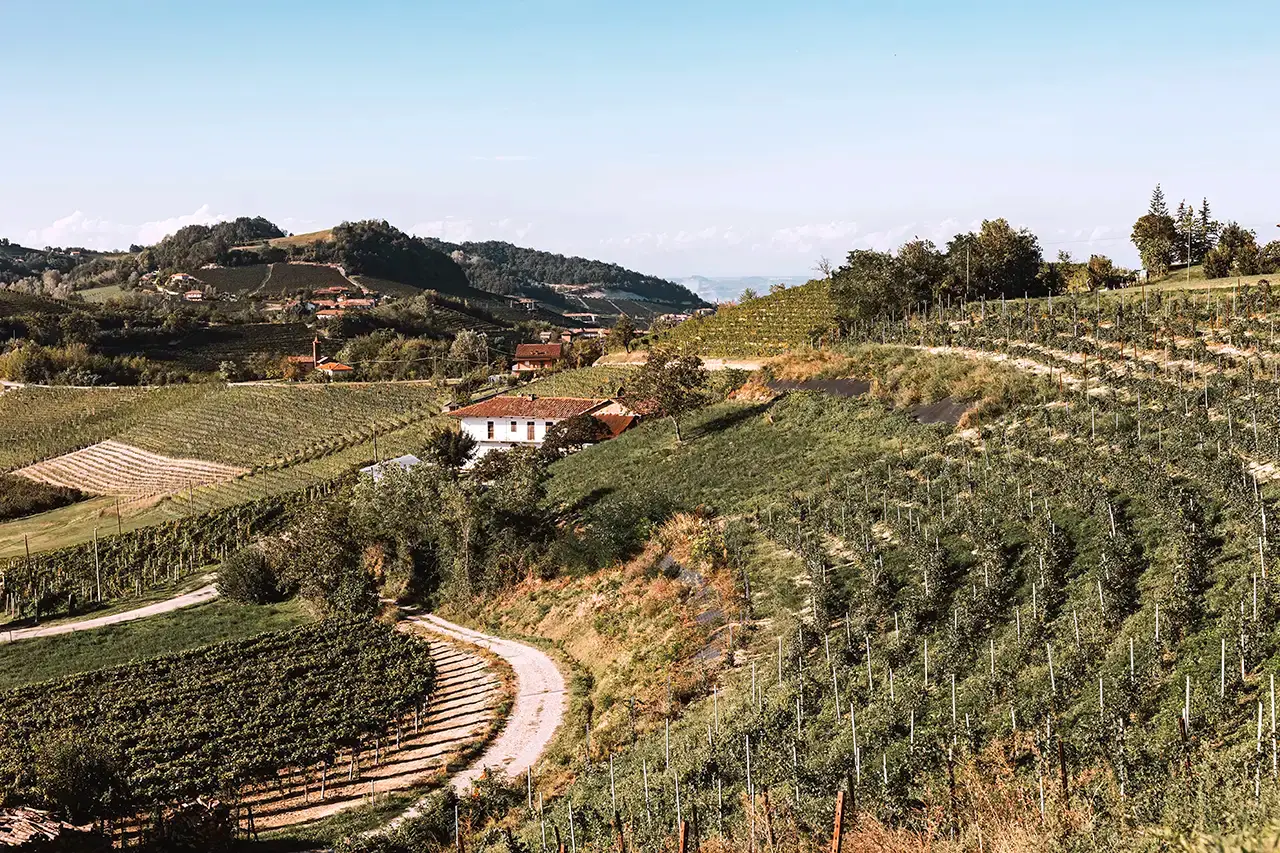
{"left": 274, "top": 500, "right": 380, "bottom": 616}
{"left": 0, "top": 475, "right": 82, "bottom": 521}
{"left": 540, "top": 413, "right": 611, "bottom": 460}
{"left": 290, "top": 220, "right": 470, "bottom": 295}
{"left": 944, "top": 219, "right": 1045, "bottom": 299}
{"left": 625, "top": 348, "right": 709, "bottom": 441}
{"left": 0, "top": 619, "right": 435, "bottom": 819}
{"left": 419, "top": 236, "right": 703, "bottom": 305}
{"left": 29, "top": 733, "right": 129, "bottom": 822}
{"left": 651, "top": 279, "right": 836, "bottom": 357}
{"left": 214, "top": 546, "right": 281, "bottom": 604}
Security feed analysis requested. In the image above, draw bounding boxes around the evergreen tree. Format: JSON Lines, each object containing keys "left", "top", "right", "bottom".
{"left": 1148, "top": 184, "right": 1170, "bottom": 218}
{"left": 1195, "top": 197, "right": 1219, "bottom": 261}
{"left": 1173, "top": 200, "right": 1191, "bottom": 265}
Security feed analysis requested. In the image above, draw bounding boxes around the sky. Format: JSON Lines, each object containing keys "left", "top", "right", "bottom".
{"left": 3, "top": 0, "right": 1279, "bottom": 279}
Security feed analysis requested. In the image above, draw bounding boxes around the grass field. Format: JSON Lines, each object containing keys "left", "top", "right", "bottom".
{"left": 77, "top": 283, "right": 124, "bottom": 303}
{"left": 0, "top": 598, "right": 312, "bottom": 690}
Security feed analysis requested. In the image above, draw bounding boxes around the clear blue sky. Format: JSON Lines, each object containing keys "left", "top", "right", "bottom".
{"left": 3, "top": 0, "right": 1278, "bottom": 277}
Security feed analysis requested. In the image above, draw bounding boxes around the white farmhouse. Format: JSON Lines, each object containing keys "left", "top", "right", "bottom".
{"left": 446, "top": 395, "right": 635, "bottom": 460}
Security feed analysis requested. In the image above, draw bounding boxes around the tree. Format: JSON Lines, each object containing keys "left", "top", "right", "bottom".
{"left": 608, "top": 314, "right": 636, "bottom": 352}
{"left": 32, "top": 733, "right": 128, "bottom": 822}
{"left": 1131, "top": 212, "right": 1178, "bottom": 278}
{"left": 896, "top": 238, "right": 947, "bottom": 302}
{"left": 447, "top": 329, "right": 489, "bottom": 377}
{"left": 1196, "top": 197, "right": 1219, "bottom": 261}
{"left": 423, "top": 427, "right": 477, "bottom": 472}
{"left": 944, "top": 219, "right": 1043, "bottom": 300}
{"left": 739, "top": 287, "right": 759, "bottom": 302}
{"left": 626, "top": 348, "right": 708, "bottom": 442}
{"left": 1260, "top": 241, "right": 1280, "bottom": 275}
{"left": 830, "top": 249, "right": 907, "bottom": 324}
{"left": 540, "top": 413, "right": 611, "bottom": 460}
{"left": 1149, "top": 183, "right": 1170, "bottom": 218}
{"left": 216, "top": 546, "right": 282, "bottom": 604}
{"left": 1203, "top": 245, "right": 1232, "bottom": 279}
{"left": 813, "top": 256, "right": 834, "bottom": 279}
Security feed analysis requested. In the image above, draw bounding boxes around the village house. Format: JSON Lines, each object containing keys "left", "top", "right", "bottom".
{"left": 511, "top": 343, "right": 562, "bottom": 373}
{"left": 447, "top": 395, "right": 635, "bottom": 461}
{"left": 286, "top": 339, "right": 354, "bottom": 380}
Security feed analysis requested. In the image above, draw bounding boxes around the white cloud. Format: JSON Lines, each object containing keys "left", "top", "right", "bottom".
{"left": 768, "top": 220, "right": 859, "bottom": 252}
{"left": 134, "top": 204, "right": 231, "bottom": 245}
{"left": 25, "top": 205, "right": 231, "bottom": 250}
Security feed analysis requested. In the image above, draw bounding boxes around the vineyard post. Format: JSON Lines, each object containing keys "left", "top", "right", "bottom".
{"left": 829, "top": 790, "right": 845, "bottom": 853}
{"left": 93, "top": 527, "right": 101, "bottom": 603}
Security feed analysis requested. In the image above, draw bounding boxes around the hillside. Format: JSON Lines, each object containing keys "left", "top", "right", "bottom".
{"left": 420, "top": 237, "right": 705, "bottom": 306}
{"left": 651, "top": 278, "right": 836, "bottom": 355}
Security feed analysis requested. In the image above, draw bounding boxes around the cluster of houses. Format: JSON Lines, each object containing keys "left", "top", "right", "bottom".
{"left": 264, "top": 284, "right": 382, "bottom": 320}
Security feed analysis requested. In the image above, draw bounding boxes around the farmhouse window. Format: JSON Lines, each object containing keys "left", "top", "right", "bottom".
{"left": 511, "top": 420, "right": 518, "bottom": 433}
{"left": 487, "top": 421, "right": 494, "bottom": 440}
{"left": 527, "top": 421, "right": 535, "bottom": 440}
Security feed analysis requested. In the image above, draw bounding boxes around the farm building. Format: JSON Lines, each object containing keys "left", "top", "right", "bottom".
{"left": 359, "top": 454, "right": 422, "bottom": 481}
{"left": 511, "top": 343, "right": 562, "bottom": 373}
{"left": 447, "top": 395, "right": 635, "bottom": 460}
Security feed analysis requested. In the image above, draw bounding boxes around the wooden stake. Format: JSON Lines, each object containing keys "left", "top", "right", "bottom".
{"left": 829, "top": 790, "right": 845, "bottom": 853}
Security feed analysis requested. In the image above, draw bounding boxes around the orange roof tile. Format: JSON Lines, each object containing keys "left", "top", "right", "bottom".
{"left": 448, "top": 396, "right": 606, "bottom": 420}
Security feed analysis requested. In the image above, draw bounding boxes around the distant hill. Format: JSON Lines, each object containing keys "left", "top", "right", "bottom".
{"left": 421, "top": 238, "right": 706, "bottom": 307}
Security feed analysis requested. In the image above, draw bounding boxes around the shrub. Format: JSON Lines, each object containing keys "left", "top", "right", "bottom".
{"left": 215, "top": 546, "right": 282, "bottom": 604}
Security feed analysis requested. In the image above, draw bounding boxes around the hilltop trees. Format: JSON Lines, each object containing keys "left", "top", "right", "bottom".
{"left": 944, "top": 219, "right": 1044, "bottom": 300}
{"left": 830, "top": 221, "right": 1044, "bottom": 324}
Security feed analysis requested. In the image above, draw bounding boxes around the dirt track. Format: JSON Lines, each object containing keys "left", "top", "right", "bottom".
{"left": 0, "top": 583, "right": 219, "bottom": 644}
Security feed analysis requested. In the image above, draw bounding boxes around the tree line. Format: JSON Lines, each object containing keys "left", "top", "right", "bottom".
{"left": 1132, "top": 184, "right": 1280, "bottom": 279}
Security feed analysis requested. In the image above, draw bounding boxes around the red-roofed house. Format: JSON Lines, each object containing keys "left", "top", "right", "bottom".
{"left": 511, "top": 343, "right": 562, "bottom": 373}
{"left": 318, "top": 360, "right": 355, "bottom": 379}
{"left": 447, "top": 395, "right": 635, "bottom": 461}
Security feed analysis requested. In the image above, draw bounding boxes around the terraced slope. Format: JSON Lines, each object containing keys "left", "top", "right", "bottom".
{"left": 14, "top": 441, "right": 247, "bottom": 498}
{"left": 654, "top": 279, "right": 836, "bottom": 356}
{"left": 117, "top": 384, "right": 443, "bottom": 469}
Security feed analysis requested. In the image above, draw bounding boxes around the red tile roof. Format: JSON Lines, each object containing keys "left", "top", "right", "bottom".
{"left": 593, "top": 414, "right": 635, "bottom": 437}
{"left": 319, "top": 361, "right": 354, "bottom": 372}
{"left": 515, "top": 343, "right": 562, "bottom": 360}
{"left": 448, "top": 396, "right": 606, "bottom": 420}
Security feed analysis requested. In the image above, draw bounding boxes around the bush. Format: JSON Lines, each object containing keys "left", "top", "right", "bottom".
{"left": 215, "top": 547, "right": 282, "bottom": 604}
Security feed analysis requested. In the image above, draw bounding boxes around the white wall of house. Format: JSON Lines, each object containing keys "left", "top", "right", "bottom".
{"left": 460, "top": 415, "right": 562, "bottom": 457}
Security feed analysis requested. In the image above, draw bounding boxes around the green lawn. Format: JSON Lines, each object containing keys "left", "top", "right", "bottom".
{"left": 0, "top": 598, "right": 312, "bottom": 690}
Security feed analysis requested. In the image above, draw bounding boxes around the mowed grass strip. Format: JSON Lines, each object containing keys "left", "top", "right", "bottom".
{"left": 0, "top": 598, "right": 312, "bottom": 690}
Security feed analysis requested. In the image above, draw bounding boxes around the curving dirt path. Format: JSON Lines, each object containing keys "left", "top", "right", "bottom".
{"left": 410, "top": 614, "right": 567, "bottom": 793}
{"left": 0, "top": 584, "right": 219, "bottom": 645}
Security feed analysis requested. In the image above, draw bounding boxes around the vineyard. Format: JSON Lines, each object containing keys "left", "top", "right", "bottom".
{"left": 0, "top": 385, "right": 216, "bottom": 473}
{"left": 519, "top": 365, "right": 637, "bottom": 398}
{"left": 502, "top": 283, "right": 1280, "bottom": 851}
{"left": 0, "top": 486, "right": 333, "bottom": 617}
{"left": 14, "top": 440, "right": 247, "bottom": 498}
{"left": 263, "top": 261, "right": 355, "bottom": 293}
{"left": 116, "top": 383, "right": 444, "bottom": 469}
{"left": 130, "top": 322, "right": 316, "bottom": 372}
{"left": 188, "top": 265, "right": 271, "bottom": 295}
{"left": 0, "top": 619, "right": 436, "bottom": 819}
{"left": 652, "top": 279, "right": 836, "bottom": 356}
